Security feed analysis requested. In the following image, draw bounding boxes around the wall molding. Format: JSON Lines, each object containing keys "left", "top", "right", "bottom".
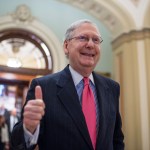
{"left": 112, "top": 28, "right": 150, "bottom": 49}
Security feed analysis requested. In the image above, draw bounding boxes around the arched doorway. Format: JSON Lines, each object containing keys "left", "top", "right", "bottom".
{"left": 0, "top": 4, "right": 66, "bottom": 114}
{"left": 0, "top": 28, "right": 53, "bottom": 113}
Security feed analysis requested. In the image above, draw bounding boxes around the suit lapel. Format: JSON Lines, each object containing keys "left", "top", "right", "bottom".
{"left": 93, "top": 73, "right": 112, "bottom": 149}
{"left": 56, "top": 66, "right": 93, "bottom": 150}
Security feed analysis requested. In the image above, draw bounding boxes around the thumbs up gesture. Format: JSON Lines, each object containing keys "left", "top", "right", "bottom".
{"left": 23, "top": 86, "right": 45, "bottom": 133}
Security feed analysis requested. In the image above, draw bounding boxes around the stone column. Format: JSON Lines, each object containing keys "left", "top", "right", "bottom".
{"left": 112, "top": 28, "right": 150, "bottom": 150}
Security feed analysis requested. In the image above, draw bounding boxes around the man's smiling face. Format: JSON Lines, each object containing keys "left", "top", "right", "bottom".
{"left": 64, "top": 23, "right": 101, "bottom": 76}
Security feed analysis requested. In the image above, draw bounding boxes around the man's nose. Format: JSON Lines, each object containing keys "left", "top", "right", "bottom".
{"left": 86, "top": 38, "right": 95, "bottom": 47}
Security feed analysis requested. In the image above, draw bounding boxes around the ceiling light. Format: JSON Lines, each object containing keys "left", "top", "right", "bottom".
{"left": 7, "top": 58, "right": 22, "bottom": 68}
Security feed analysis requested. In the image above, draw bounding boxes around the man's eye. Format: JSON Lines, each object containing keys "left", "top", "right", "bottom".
{"left": 93, "top": 38, "right": 100, "bottom": 43}
{"left": 78, "top": 36, "right": 87, "bottom": 41}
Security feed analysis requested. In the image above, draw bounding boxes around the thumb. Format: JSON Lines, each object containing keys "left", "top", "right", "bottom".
{"left": 35, "top": 85, "right": 43, "bottom": 99}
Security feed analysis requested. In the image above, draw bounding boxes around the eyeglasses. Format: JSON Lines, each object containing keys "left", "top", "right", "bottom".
{"left": 68, "top": 35, "right": 103, "bottom": 44}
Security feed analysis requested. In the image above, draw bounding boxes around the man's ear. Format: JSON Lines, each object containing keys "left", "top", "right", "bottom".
{"left": 63, "top": 40, "right": 69, "bottom": 55}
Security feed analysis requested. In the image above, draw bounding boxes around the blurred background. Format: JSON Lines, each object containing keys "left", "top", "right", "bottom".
{"left": 0, "top": 0, "right": 150, "bottom": 150}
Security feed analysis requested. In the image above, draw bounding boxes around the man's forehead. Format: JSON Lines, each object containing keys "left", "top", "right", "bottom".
{"left": 74, "top": 26, "right": 100, "bottom": 36}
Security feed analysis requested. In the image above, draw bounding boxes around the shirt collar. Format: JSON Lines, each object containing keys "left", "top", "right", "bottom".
{"left": 69, "top": 65, "right": 95, "bottom": 86}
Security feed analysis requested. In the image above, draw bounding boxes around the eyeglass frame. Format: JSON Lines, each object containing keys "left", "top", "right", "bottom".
{"left": 67, "top": 35, "right": 103, "bottom": 45}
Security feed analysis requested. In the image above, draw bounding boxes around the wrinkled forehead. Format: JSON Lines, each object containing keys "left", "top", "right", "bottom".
{"left": 73, "top": 23, "right": 101, "bottom": 36}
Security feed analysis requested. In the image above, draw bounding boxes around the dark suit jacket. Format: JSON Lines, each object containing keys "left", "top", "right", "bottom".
{"left": 10, "top": 65, "right": 124, "bottom": 150}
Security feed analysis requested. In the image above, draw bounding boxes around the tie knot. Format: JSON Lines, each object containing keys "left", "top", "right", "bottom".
{"left": 83, "top": 77, "right": 89, "bottom": 86}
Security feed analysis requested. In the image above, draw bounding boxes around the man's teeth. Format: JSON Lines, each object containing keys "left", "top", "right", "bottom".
{"left": 82, "top": 53, "right": 94, "bottom": 57}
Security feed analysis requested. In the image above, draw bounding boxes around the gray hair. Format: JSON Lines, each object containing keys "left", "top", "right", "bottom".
{"left": 64, "top": 19, "right": 99, "bottom": 42}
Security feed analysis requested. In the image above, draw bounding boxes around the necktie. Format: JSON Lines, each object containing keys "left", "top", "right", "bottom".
{"left": 82, "top": 77, "right": 97, "bottom": 149}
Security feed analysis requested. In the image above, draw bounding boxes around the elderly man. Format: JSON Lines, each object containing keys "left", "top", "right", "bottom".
{"left": 11, "top": 19, "right": 124, "bottom": 150}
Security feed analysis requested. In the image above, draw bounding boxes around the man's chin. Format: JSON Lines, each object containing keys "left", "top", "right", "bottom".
{"left": 83, "top": 61, "right": 95, "bottom": 66}
{"left": 81, "top": 63, "right": 95, "bottom": 70}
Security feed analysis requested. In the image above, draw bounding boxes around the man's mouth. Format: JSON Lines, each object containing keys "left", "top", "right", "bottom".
{"left": 81, "top": 52, "right": 95, "bottom": 57}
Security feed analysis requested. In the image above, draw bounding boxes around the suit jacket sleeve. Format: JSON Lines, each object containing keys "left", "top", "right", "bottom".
{"left": 10, "top": 78, "right": 39, "bottom": 150}
{"left": 113, "top": 82, "right": 124, "bottom": 150}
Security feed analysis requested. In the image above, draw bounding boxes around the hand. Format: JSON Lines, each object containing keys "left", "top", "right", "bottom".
{"left": 23, "top": 85, "right": 45, "bottom": 133}
{"left": 4, "top": 142, "right": 9, "bottom": 150}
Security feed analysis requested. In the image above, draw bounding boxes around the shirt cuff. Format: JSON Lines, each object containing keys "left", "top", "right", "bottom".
{"left": 23, "top": 124, "right": 40, "bottom": 147}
